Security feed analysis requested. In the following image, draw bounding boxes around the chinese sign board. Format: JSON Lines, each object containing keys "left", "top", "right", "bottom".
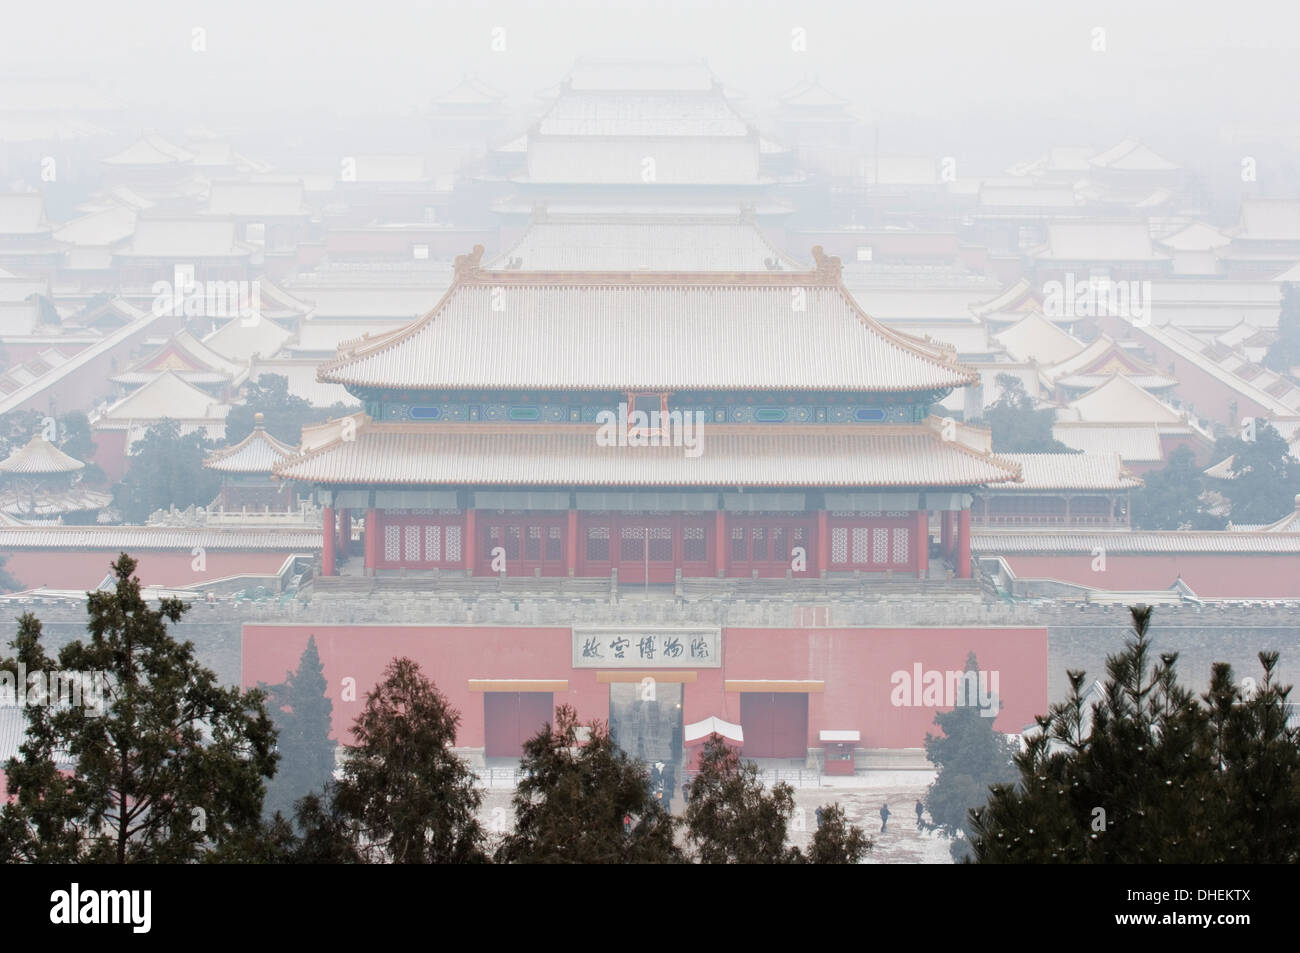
{"left": 572, "top": 627, "right": 721, "bottom": 669}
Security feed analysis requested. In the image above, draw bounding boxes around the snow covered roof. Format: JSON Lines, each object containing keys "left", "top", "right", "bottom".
{"left": 1064, "top": 374, "right": 1184, "bottom": 424}
{"left": 318, "top": 248, "right": 977, "bottom": 394}
{"left": 1089, "top": 139, "right": 1180, "bottom": 172}
{"left": 0, "top": 435, "right": 84, "bottom": 474}
{"left": 995, "top": 312, "right": 1085, "bottom": 365}
{"left": 989, "top": 452, "right": 1142, "bottom": 491}
{"left": 203, "top": 416, "right": 298, "bottom": 474}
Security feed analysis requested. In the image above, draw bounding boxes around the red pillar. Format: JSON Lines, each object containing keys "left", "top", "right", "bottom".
{"left": 567, "top": 509, "right": 578, "bottom": 577}
{"left": 714, "top": 510, "right": 727, "bottom": 577}
{"left": 321, "top": 505, "right": 336, "bottom": 577}
{"left": 957, "top": 508, "right": 972, "bottom": 579}
{"left": 338, "top": 510, "right": 351, "bottom": 559}
{"left": 464, "top": 509, "right": 476, "bottom": 576}
{"left": 817, "top": 510, "right": 829, "bottom": 577}
{"left": 940, "top": 510, "right": 953, "bottom": 557}
{"left": 364, "top": 508, "right": 377, "bottom": 576}
{"left": 915, "top": 509, "right": 928, "bottom": 578}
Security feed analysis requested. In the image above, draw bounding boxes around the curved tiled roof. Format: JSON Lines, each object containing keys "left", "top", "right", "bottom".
{"left": 203, "top": 420, "right": 297, "bottom": 474}
{"left": 0, "top": 436, "right": 84, "bottom": 474}
{"left": 318, "top": 248, "right": 979, "bottom": 394}
{"left": 989, "top": 452, "right": 1142, "bottom": 491}
{"left": 273, "top": 420, "right": 1021, "bottom": 489}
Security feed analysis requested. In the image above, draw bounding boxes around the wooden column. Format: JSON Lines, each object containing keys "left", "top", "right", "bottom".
{"left": 464, "top": 509, "right": 476, "bottom": 576}
{"left": 567, "top": 509, "right": 578, "bottom": 577}
{"left": 364, "top": 508, "right": 377, "bottom": 576}
{"left": 957, "top": 508, "right": 972, "bottom": 579}
{"left": 714, "top": 510, "right": 727, "bottom": 577}
{"left": 817, "top": 509, "right": 829, "bottom": 577}
{"left": 321, "top": 505, "right": 336, "bottom": 577}
{"left": 915, "top": 509, "right": 929, "bottom": 578}
{"left": 338, "top": 509, "right": 351, "bottom": 559}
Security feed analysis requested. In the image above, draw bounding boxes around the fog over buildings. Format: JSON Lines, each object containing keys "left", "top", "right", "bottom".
{"left": 1, "top": 0, "right": 1299, "bottom": 866}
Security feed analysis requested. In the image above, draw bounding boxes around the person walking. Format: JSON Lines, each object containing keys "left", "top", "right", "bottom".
{"left": 915, "top": 800, "right": 925, "bottom": 830}
{"left": 815, "top": 806, "right": 824, "bottom": 830}
{"left": 879, "top": 803, "right": 891, "bottom": 833}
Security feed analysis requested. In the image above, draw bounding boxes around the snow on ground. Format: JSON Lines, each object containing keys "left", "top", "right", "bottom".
{"left": 474, "top": 768, "right": 957, "bottom": 863}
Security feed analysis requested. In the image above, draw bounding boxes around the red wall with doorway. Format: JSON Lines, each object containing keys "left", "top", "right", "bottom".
{"left": 242, "top": 624, "right": 1047, "bottom": 750}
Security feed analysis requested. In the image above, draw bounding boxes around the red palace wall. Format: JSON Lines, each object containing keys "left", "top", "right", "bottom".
{"left": 91, "top": 429, "right": 130, "bottom": 483}
{"left": 1003, "top": 553, "right": 1300, "bottom": 599}
{"left": 3, "top": 550, "right": 297, "bottom": 593}
{"left": 242, "top": 624, "right": 1047, "bottom": 751}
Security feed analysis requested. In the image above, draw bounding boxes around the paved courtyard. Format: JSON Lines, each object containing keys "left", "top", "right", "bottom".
{"left": 474, "top": 767, "right": 958, "bottom": 863}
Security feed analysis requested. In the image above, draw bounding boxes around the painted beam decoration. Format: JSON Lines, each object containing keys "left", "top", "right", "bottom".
{"left": 572, "top": 626, "right": 722, "bottom": 668}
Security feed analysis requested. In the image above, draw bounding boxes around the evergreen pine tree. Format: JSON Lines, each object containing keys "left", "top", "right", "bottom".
{"left": 0, "top": 553, "right": 277, "bottom": 863}
{"left": 923, "top": 651, "right": 1019, "bottom": 861}
{"left": 970, "top": 606, "right": 1300, "bottom": 863}
{"left": 685, "top": 735, "right": 803, "bottom": 864}
{"left": 804, "top": 803, "right": 873, "bottom": 864}
{"left": 496, "top": 705, "right": 682, "bottom": 863}
{"left": 331, "top": 657, "right": 486, "bottom": 863}
{"left": 261, "top": 635, "right": 336, "bottom": 820}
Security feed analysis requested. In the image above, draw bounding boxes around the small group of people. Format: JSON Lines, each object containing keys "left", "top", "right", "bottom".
{"left": 877, "top": 800, "right": 927, "bottom": 833}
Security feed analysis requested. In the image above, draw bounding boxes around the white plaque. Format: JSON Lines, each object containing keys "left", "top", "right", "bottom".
{"left": 572, "top": 626, "right": 721, "bottom": 669}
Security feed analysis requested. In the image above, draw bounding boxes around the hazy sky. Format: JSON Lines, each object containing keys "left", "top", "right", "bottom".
{"left": 3, "top": 0, "right": 1298, "bottom": 138}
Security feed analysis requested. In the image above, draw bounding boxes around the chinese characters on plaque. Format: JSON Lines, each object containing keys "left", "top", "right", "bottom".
{"left": 572, "top": 627, "right": 721, "bottom": 668}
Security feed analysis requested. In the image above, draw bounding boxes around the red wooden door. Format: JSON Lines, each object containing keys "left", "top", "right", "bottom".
{"left": 480, "top": 515, "right": 567, "bottom": 576}
{"left": 727, "top": 518, "right": 814, "bottom": 577}
{"left": 739, "top": 692, "right": 809, "bottom": 759}
{"left": 484, "top": 692, "right": 554, "bottom": 757}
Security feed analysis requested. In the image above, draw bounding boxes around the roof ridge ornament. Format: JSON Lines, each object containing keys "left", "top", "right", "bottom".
{"left": 454, "top": 244, "right": 485, "bottom": 282}
{"left": 811, "top": 245, "right": 842, "bottom": 283}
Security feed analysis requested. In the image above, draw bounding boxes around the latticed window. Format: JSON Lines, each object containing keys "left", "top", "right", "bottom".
{"left": 405, "top": 525, "right": 420, "bottom": 562}
{"left": 546, "top": 526, "right": 563, "bottom": 561}
{"left": 731, "top": 526, "right": 746, "bottom": 561}
{"left": 445, "top": 525, "right": 462, "bottom": 562}
{"left": 620, "top": 526, "right": 645, "bottom": 561}
{"left": 648, "top": 526, "right": 672, "bottom": 561}
{"left": 526, "top": 525, "right": 542, "bottom": 561}
{"left": 893, "top": 527, "right": 909, "bottom": 564}
{"left": 683, "top": 525, "right": 706, "bottom": 562}
{"left": 771, "top": 526, "right": 787, "bottom": 562}
{"left": 505, "top": 525, "right": 521, "bottom": 560}
{"left": 831, "top": 527, "right": 848, "bottom": 564}
{"left": 853, "top": 527, "right": 871, "bottom": 563}
{"left": 384, "top": 525, "right": 401, "bottom": 562}
{"left": 872, "top": 528, "right": 888, "bottom": 564}
{"left": 425, "top": 525, "right": 441, "bottom": 562}
{"left": 752, "top": 526, "right": 766, "bottom": 561}
{"left": 586, "top": 525, "right": 610, "bottom": 561}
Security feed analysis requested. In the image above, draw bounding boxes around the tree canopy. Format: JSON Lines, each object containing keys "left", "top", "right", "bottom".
{"left": 1131, "top": 446, "right": 1226, "bottom": 530}
{"left": 113, "top": 418, "right": 223, "bottom": 522}
{"left": 330, "top": 657, "right": 486, "bottom": 863}
{"left": 1213, "top": 420, "right": 1300, "bottom": 525}
{"left": 260, "top": 635, "right": 336, "bottom": 821}
{"left": 223, "top": 374, "right": 347, "bottom": 447}
{"left": 969, "top": 605, "right": 1300, "bottom": 863}
{"left": 923, "top": 652, "right": 1019, "bottom": 861}
{"left": 496, "top": 705, "right": 682, "bottom": 863}
{"left": 975, "top": 375, "right": 1076, "bottom": 453}
{"left": 1264, "top": 282, "right": 1300, "bottom": 377}
{"left": 0, "top": 553, "right": 277, "bottom": 863}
